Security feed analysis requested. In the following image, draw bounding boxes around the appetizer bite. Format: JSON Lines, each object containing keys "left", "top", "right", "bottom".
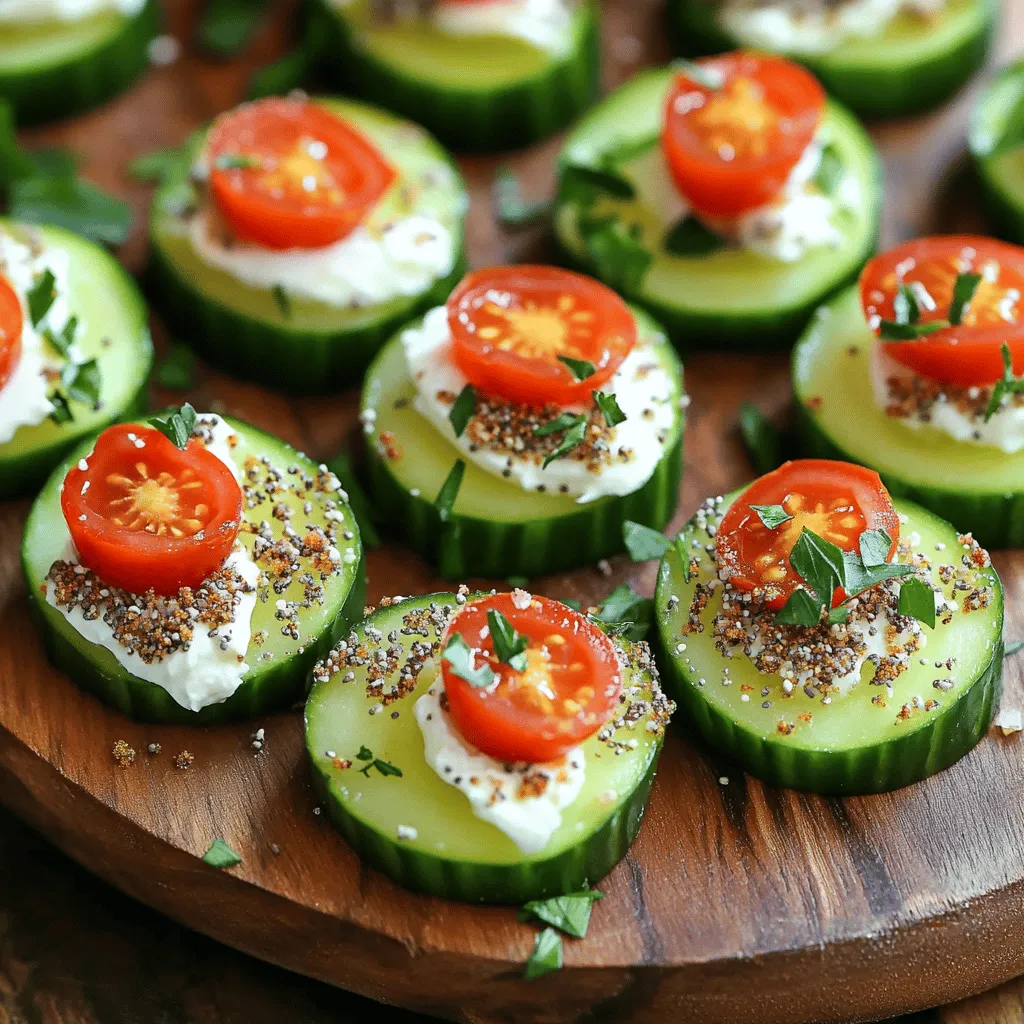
{"left": 553, "top": 53, "right": 880, "bottom": 351}
{"left": 0, "top": 221, "right": 151, "bottom": 500}
{"left": 656, "top": 460, "right": 1004, "bottom": 794}
{"left": 361, "top": 265, "right": 685, "bottom": 579}
{"left": 306, "top": 589, "right": 674, "bottom": 902}
{"left": 970, "top": 58, "right": 1024, "bottom": 245}
{"left": 22, "top": 408, "right": 365, "bottom": 723}
{"left": 794, "top": 235, "right": 1024, "bottom": 548}
{"left": 0, "top": 0, "right": 158, "bottom": 124}
{"left": 305, "top": 0, "right": 598, "bottom": 152}
{"left": 670, "top": 0, "right": 995, "bottom": 119}
{"left": 148, "top": 95, "right": 467, "bottom": 393}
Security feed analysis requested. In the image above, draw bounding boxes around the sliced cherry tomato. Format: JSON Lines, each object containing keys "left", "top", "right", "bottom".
{"left": 0, "top": 276, "right": 23, "bottom": 391}
{"left": 715, "top": 459, "right": 899, "bottom": 611}
{"left": 206, "top": 97, "right": 397, "bottom": 251}
{"left": 61, "top": 424, "right": 243, "bottom": 596}
{"left": 441, "top": 593, "right": 622, "bottom": 763}
{"left": 447, "top": 265, "right": 637, "bottom": 407}
{"left": 662, "top": 51, "right": 825, "bottom": 219}
{"left": 861, "top": 235, "right": 1024, "bottom": 387}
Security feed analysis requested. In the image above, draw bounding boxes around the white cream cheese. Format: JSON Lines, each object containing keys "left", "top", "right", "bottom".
{"left": 401, "top": 304, "right": 677, "bottom": 503}
{"left": 432, "top": 0, "right": 574, "bottom": 55}
{"left": 0, "top": 230, "right": 81, "bottom": 446}
{"left": 0, "top": 0, "right": 145, "bottom": 22}
{"left": 719, "top": 0, "right": 946, "bottom": 55}
{"left": 414, "top": 678, "right": 586, "bottom": 855}
{"left": 46, "top": 415, "right": 262, "bottom": 714}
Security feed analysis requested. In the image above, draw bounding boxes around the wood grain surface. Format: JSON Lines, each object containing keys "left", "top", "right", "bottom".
{"left": 2, "top": 2, "right": 1024, "bottom": 1023}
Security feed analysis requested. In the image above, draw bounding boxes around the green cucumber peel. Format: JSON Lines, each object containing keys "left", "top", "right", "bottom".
{"left": 1006, "top": 640, "right": 1024, "bottom": 657}
{"left": 327, "top": 448, "right": 381, "bottom": 549}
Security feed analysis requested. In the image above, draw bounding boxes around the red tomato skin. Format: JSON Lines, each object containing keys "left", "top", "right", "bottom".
{"left": 662, "top": 51, "right": 825, "bottom": 219}
{"left": 447, "top": 265, "right": 637, "bottom": 408}
{"left": 861, "top": 235, "right": 1024, "bottom": 387}
{"left": 0, "top": 276, "right": 23, "bottom": 391}
{"left": 441, "top": 593, "right": 622, "bottom": 763}
{"left": 207, "top": 98, "right": 397, "bottom": 251}
{"left": 62, "top": 424, "right": 243, "bottom": 596}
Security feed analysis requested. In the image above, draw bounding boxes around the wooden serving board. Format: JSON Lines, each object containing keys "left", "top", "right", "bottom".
{"left": 3, "top": 2, "right": 1024, "bottom": 1022}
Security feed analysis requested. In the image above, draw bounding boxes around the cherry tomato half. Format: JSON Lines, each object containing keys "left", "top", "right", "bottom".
{"left": 207, "top": 97, "right": 397, "bottom": 251}
{"left": 62, "top": 424, "right": 243, "bottom": 596}
{"left": 441, "top": 593, "right": 622, "bottom": 763}
{"left": 662, "top": 51, "right": 825, "bottom": 219}
{"left": 715, "top": 459, "right": 900, "bottom": 611}
{"left": 861, "top": 235, "right": 1024, "bottom": 388}
{"left": 447, "top": 265, "right": 637, "bottom": 407}
{"left": 0, "top": 276, "right": 23, "bottom": 391}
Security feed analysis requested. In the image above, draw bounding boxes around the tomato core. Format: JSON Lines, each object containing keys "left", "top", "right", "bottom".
{"left": 860, "top": 235, "right": 1024, "bottom": 387}
{"left": 440, "top": 593, "right": 622, "bottom": 763}
{"left": 0, "top": 276, "right": 24, "bottom": 391}
{"left": 715, "top": 459, "right": 900, "bottom": 610}
{"left": 662, "top": 51, "right": 825, "bottom": 219}
{"left": 447, "top": 265, "right": 637, "bottom": 407}
{"left": 62, "top": 424, "right": 244, "bottom": 596}
{"left": 207, "top": 97, "right": 397, "bottom": 251}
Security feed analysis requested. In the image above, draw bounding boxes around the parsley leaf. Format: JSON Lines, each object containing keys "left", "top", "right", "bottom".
{"left": 738, "top": 401, "right": 781, "bottom": 475}
{"left": 663, "top": 215, "right": 725, "bottom": 257}
{"left": 750, "top": 504, "right": 792, "bottom": 529}
{"left": 62, "top": 358, "right": 101, "bottom": 408}
{"left": 370, "top": 758, "right": 402, "bottom": 778}
{"left": 355, "top": 747, "right": 403, "bottom": 778}
{"left": 827, "top": 604, "right": 850, "bottom": 625}
{"left": 623, "top": 520, "right": 672, "bottom": 562}
{"left": 893, "top": 283, "right": 919, "bottom": 326}
{"left": 559, "top": 163, "right": 636, "bottom": 202}
{"left": 48, "top": 391, "right": 73, "bottom": 424}
{"left": 150, "top": 403, "right": 198, "bottom": 449}
{"left": 434, "top": 459, "right": 465, "bottom": 522}
{"left": 535, "top": 412, "right": 584, "bottom": 437}
{"left": 814, "top": 142, "right": 844, "bottom": 196}
{"left": 26, "top": 269, "right": 56, "bottom": 328}
{"left": 858, "top": 529, "right": 892, "bottom": 568}
{"left": 524, "top": 927, "right": 563, "bottom": 981}
{"left": 128, "top": 146, "right": 183, "bottom": 183}
{"left": 493, "top": 166, "right": 551, "bottom": 228}
{"left": 202, "top": 839, "right": 242, "bottom": 869}
{"left": 877, "top": 318, "right": 948, "bottom": 341}
{"left": 272, "top": 283, "right": 291, "bottom": 319}
{"left": 488, "top": 608, "right": 529, "bottom": 671}
{"left": 43, "top": 315, "right": 78, "bottom": 358}
{"left": 155, "top": 344, "right": 195, "bottom": 390}
{"left": 579, "top": 215, "right": 652, "bottom": 293}
{"left": 356, "top": 746, "right": 373, "bottom": 762}
{"left": 897, "top": 577, "right": 936, "bottom": 629}
{"left": 788, "top": 529, "right": 846, "bottom": 609}
{"left": 198, "top": 0, "right": 269, "bottom": 56}
{"left": 558, "top": 355, "right": 595, "bottom": 381}
{"left": 590, "top": 585, "right": 653, "bottom": 642}
{"left": 840, "top": 553, "right": 916, "bottom": 596}
{"left": 214, "top": 153, "right": 264, "bottom": 171}
{"left": 774, "top": 587, "right": 821, "bottom": 627}
{"left": 520, "top": 889, "right": 604, "bottom": 939}
{"left": 10, "top": 175, "right": 133, "bottom": 246}
{"left": 442, "top": 632, "right": 495, "bottom": 689}
{"left": 593, "top": 390, "right": 626, "bottom": 427}
{"left": 985, "top": 343, "right": 1024, "bottom": 421}
{"left": 541, "top": 415, "right": 588, "bottom": 469}
{"left": 949, "top": 272, "right": 982, "bottom": 325}
{"left": 448, "top": 384, "right": 476, "bottom": 439}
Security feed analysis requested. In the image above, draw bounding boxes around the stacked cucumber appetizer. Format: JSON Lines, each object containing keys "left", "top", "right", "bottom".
{"left": 305, "top": 0, "right": 599, "bottom": 152}
{"left": 553, "top": 54, "right": 881, "bottom": 351}
{"left": 670, "top": 0, "right": 996, "bottom": 119}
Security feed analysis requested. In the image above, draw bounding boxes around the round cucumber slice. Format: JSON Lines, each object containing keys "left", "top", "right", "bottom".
{"left": 793, "top": 284, "right": 1024, "bottom": 549}
{"left": 656, "top": 491, "right": 1004, "bottom": 794}
{"left": 553, "top": 68, "right": 881, "bottom": 352}
{"left": 970, "top": 58, "right": 1024, "bottom": 245}
{"left": 305, "top": 592, "right": 671, "bottom": 903}
{"left": 148, "top": 97, "right": 468, "bottom": 394}
{"left": 305, "top": 0, "right": 599, "bottom": 152}
{"left": 0, "top": 0, "right": 158, "bottom": 125}
{"left": 0, "top": 221, "right": 152, "bottom": 501}
{"left": 669, "top": 0, "right": 995, "bottom": 120}
{"left": 21, "top": 415, "right": 366, "bottom": 725}
{"left": 360, "top": 306, "right": 684, "bottom": 579}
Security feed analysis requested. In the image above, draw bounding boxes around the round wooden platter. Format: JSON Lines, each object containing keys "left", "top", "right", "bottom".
{"left": 3, "top": 2, "right": 1024, "bottom": 1022}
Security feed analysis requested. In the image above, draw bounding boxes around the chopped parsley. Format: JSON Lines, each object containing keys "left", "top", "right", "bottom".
{"left": 593, "top": 390, "right": 626, "bottom": 428}
{"left": 520, "top": 888, "right": 604, "bottom": 939}
{"left": 623, "top": 520, "right": 672, "bottom": 562}
{"left": 590, "top": 584, "right": 653, "bottom": 642}
{"left": 558, "top": 355, "right": 595, "bottom": 381}
{"left": 878, "top": 285, "right": 948, "bottom": 340}
{"left": 62, "top": 358, "right": 101, "bottom": 409}
{"left": 43, "top": 314, "right": 78, "bottom": 358}
{"left": 214, "top": 152, "right": 265, "bottom": 171}
{"left": 48, "top": 390, "right": 72, "bottom": 424}
{"left": 949, "top": 271, "right": 982, "bottom": 325}
{"left": 442, "top": 632, "right": 495, "bottom": 689}
{"left": 448, "top": 384, "right": 476, "bottom": 438}
{"left": 26, "top": 269, "right": 56, "bottom": 328}
{"left": 488, "top": 608, "right": 529, "bottom": 671}
{"left": 985, "top": 342, "right": 1024, "bottom": 422}
{"left": 524, "top": 927, "right": 563, "bottom": 981}
{"left": 538, "top": 413, "right": 588, "bottom": 469}
{"left": 434, "top": 459, "right": 465, "bottom": 522}
{"left": 814, "top": 143, "right": 845, "bottom": 196}
{"left": 355, "top": 745, "right": 403, "bottom": 778}
{"left": 150, "top": 402, "right": 198, "bottom": 449}
{"left": 202, "top": 839, "right": 242, "bottom": 869}
{"left": 750, "top": 504, "right": 792, "bottom": 529}
{"left": 897, "top": 576, "right": 936, "bottom": 629}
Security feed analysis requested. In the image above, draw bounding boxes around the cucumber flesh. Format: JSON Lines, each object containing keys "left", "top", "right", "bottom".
{"left": 148, "top": 97, "right": 468, "bottom": 393}
{"left": 793, "top": 284, "right": 1024, "bottom": 549}
{"left": 656, "top": 491, "right": 1004, "bottom": 794}
{"left": 360, "top": 306, "right": 684, "bottom": 578}
{"left": 670, "top": 0, "right": 995, "bottom": 119}
{"left": 0, "top": 221, "right": 152, "bottom": 500}
{"left": 554, "top": 68, "right": 881, "bottom": 350}
{"left": 305, "top": 592, "right": 671, "bottom": 903}
{"left": 21, "top": 415, "right": 365, "bottom": 725}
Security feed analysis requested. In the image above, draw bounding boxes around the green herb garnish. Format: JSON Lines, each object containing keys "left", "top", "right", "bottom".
{"left": 558, "top": 355, "right": 595, "bottom": 381}
{"left": 150, "top": 403, "right": 198, "bottom": 449}
{"left": 524, "top": 927, "right": 563, "bottom": 981}
{"left": 493, "top": 166, "right": 551, "bottom": 228}
{"left": 355, "top": 745, "right": 403, "bottom": 778}
{"left": 897, "top": 577, "right": 936, "bottom": 629}
{"left": 48, "top": 391, "right": 72, "bottom": 424}
{"left": 442, "top": 632, "right": 495, "bottom": 689}
{"left": 488, "top": 608, "right": 529, "bottom": 672}
{"left": 26, "top": 269, "right": 56, "bottom": 328}
{"left": 663, "top": 215, "right": 725, "bottom": 258}
{"left": 198, "top": 0, "right": 269, "bottom": 56}
{"left": 858, "top": 528, "right": 892, "bottom": 567}
{"left": 272, "top": 283, "right": 291, "bottom": 319}
{"left": 949, "top": 272, "right": 982, "bottom": 325}
{"left": 155, "top": 344, "right": 195, "bottom": 391}
{"left": 893, "top": 283, "right": 919, "bottom": 326}
{"left": 10, "top": 175, "right": 132, "bottom": 246}
{"left": 214, "top": 152, "right": 265, "bottom": 171}
{"left": 814, "top": 143, "right": 844, "bottom": 196}
{"left": 560, "top": 163, "right": 636, "bottom": 202}
{"left": 202, "top": 839, "right": 242, "bottom": 869}
{"left": 985, "top": 342, "right": 1024, "bottom": 421}
{"left": 877, "top": 319, "right": 948, "bottom": 341}
{"left": 590, "top": 585, "right": 653, "bottom": 642}
{"left": 448, "top": 384, "right": 476, "bottom": 438}
{"left": 593, "top": 390, "right": 626, "bottom": 428}
{"left": 434, "top": 459, "right": 465, "bottom": 522}
{"left": 539, "top": 414, "right": 588, "bottom": 469}
{"left": 623, "top": 520, "right": 672, "bottom": 562}
{"left": 580, "top": 217, "right": 651, "bottom": 294}
{"left": 535, "top": 412, "right": 584, "bottom": 437}
{"left": 43, "top": 314, "right": 78, "bottom": 358}
{"left": 774, "top": 588, "right": 821, "bottom": 627}
{"left": 750, "top": 504, "right": 792, "bottom": 529}
{"left": 62, "top": 359, "right": 101, "bottom": 409}
{"left": 738, "top": 401, "right": 781, "bottom": 475}
{"left": 520, "top": 889, "right": 604, "bottom": 939}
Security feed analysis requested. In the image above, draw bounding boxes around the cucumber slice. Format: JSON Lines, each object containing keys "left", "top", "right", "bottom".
{"left": 0, "top": 0, "right": 158, "bottom": 125}
{"left": 305, "top": 0, "right": 599, "bottom": 152}
{"left": 148, "top": 97, "right": 468, "bottom": 394}
{"left": 553, "top": 68, "right": 881, "bottom": 352}
{"left": 669, "top": 0, "right": 995, "bottom": 120}
{"left": 360, "top": 306, "right": 684, "bottom": 579}
{"left": 655, "top": 492, "right": 1004, "bottom": 794}
{"left": 305, "top": 593, "right": 671, "bottom": 903}
{"left": 970, "top": 58, "right": 1024, "bottom": 245}
{"left": 21, "top": 415, "right": 366, "bottom": 725}
{"left": 793, "top": 284, "right": 1024, "bottom": 549}
{"left": 0, "top": 221, "right": 152, "bottom": 501}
